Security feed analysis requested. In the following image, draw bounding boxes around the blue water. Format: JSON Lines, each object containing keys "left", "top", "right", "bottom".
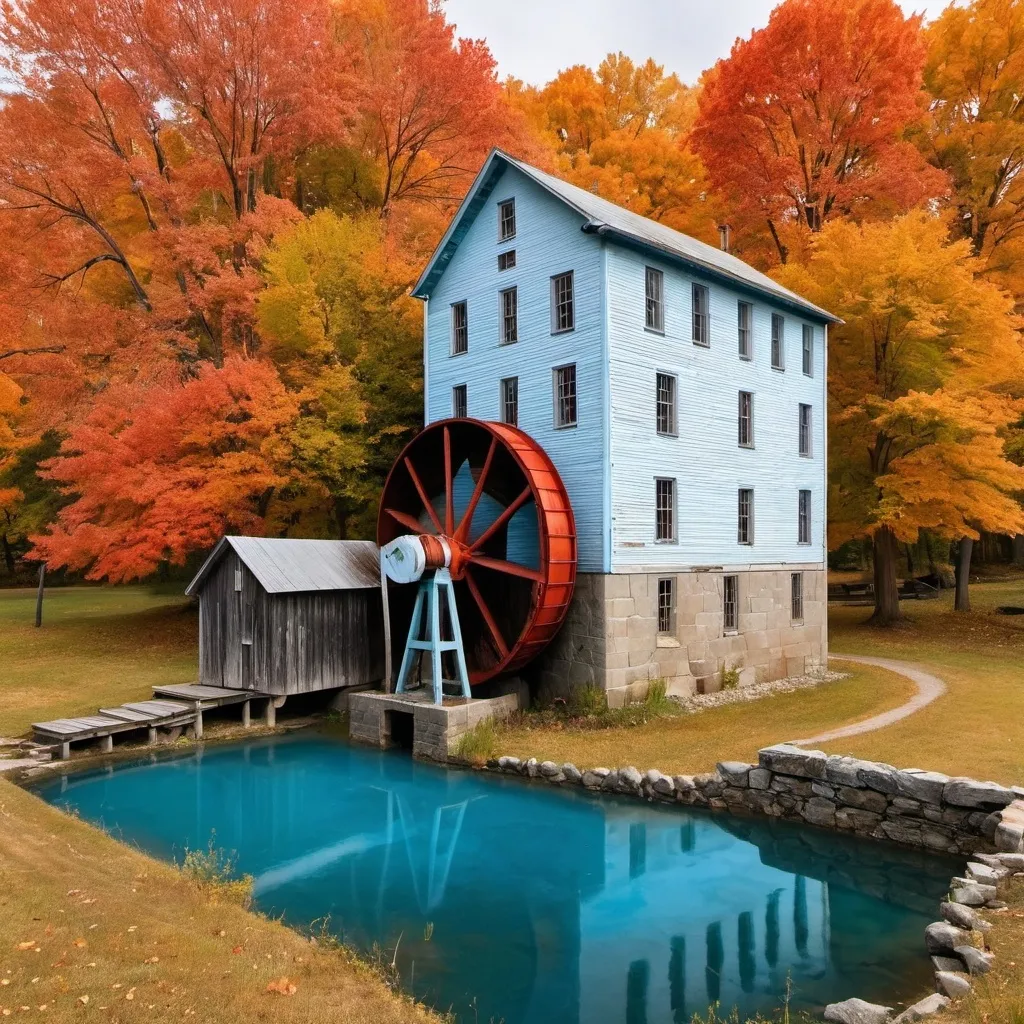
{"left": 32, "top": 735, "right": 957, "bottom": 1023}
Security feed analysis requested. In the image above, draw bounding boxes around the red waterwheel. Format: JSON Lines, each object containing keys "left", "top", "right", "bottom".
{"left": 377, "top": 418, "right": 577, "bottom": 686}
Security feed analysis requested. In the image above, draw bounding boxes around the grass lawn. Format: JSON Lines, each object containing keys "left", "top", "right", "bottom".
{"left": 0, "top": 776, "right": 438, "bottom": 1023}
{"left": 497, "top": 661, "right": 918, "bottom": 775}
{"left": 824, "top": 580, "right": 1024, "bottom": 785}
{"left": 0, "top": 586, "right": 198, "bottom": 738}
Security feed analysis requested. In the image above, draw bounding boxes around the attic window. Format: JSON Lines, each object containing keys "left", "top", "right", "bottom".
{"left": 499, "top": 198, "right": 516, "bottom": 240}
{"left": 498, "top": 249, "right": 516, "bottom": 271}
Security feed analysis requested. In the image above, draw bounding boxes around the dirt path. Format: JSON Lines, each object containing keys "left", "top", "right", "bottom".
{"left": 788, "top": 654, "right": 947, "bottom": 747}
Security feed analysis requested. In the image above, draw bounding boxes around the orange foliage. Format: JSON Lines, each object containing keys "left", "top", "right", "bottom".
{"left": 693, "top": 0, "right": 948, "bottom": 264}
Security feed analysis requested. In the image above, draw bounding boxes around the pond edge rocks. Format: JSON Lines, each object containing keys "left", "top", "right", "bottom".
{"left": 480, "top": 744, "right": 1024, "bottom": 1020}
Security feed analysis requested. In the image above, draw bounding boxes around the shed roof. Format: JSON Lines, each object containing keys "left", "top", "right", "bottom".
{"left": 185, "top": 537, "right": 380, "bottom": 596}
{"left": 412, "top": 149, "right": 840, "bottom": 325}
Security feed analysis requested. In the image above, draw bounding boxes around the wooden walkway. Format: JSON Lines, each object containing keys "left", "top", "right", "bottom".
{"left": 32, "top": 684, "right": 275, "bottom": 760}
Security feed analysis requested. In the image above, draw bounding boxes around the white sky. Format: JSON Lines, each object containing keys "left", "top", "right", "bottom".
{"left": 442, "top": 0, "right": 957, "bottom": 86}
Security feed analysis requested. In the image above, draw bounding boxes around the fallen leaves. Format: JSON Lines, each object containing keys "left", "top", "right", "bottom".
{"left": 77, "top": 995, "right": 88, "bottom": 1005}
{"left": 15, "top": 942, "right": 39, "bottom": 953}
{"left": 72, "top": 940, "right": 86, "bottom": 949}
{"left": 265, "top": 977, "right": 297, "bottom": 996}
{"left": 231, "top": 946, "right": 242, "bottom": 955}
{"left": 143, "top": 957, "right": 159, "bottom": 965}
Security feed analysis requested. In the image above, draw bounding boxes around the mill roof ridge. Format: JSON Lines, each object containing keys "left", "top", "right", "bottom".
{"left": 412, "top": 148, "right": 840, "bottom": 325}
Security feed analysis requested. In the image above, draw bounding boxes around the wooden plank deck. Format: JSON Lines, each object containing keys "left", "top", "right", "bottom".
{"left": 152, "top": 684, "right": 257, "bottom": 708}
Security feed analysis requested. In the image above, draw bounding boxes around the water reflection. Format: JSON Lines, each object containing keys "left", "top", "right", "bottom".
{"left": 33, "top": 734, "right": 957, "bottom": 1024}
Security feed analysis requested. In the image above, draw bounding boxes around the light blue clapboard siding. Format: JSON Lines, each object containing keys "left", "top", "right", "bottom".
{"left": 424, "top": 165, "right": 607, "bottom": 571}
{"left": 606, "top": 246, "right": 827, "bottom": 571}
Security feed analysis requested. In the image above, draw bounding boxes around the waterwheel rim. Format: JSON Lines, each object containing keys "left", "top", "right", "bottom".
{"left": 377, "top": 418, "right": 577, "bottom": 685}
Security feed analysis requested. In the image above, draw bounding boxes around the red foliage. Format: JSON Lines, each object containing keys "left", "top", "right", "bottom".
{"left": 692, "top": 0, "right": 948, "bottom": 262}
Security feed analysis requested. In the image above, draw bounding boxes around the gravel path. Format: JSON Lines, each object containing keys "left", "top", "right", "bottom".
{"left": 788, "top": 654, "right": 947, "bottom": 747}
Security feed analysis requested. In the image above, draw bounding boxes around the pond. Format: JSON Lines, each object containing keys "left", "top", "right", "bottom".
{"left": 32, "top": 734, "right": 957, "bottom": 1023}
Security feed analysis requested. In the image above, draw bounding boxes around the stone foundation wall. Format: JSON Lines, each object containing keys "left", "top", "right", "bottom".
{"left": 532, "top": 567, "right": 827, "bottom": 708}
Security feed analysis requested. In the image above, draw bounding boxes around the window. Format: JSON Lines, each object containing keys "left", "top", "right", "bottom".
{"left": 500, "top": 287, "right": 518, "bottom": 345}
{"left": 738, "top": 301, "right": 752, "bottom": 360}
{"left": 723, "top": 574, "right": 738, "bottom": 632}
{"left": 738, "top": 391, "right": 753, "bottom": 448}
{"left": 802, "top": 324, "right": 813, "bottom": 376}
{"left": 498, "top": 198, "right": 516, "bottom": 240}
{"left": 771, "top": 313, "right": 785, "bottom": 369}
{"left": 451, "top": 301, "right": 467, "bottom": 356}
{"left": 791, "top": 572, "right": 804, "bottom": 622}
{"left": 498, "top": 249, "right": 516, "bottom": 271}
{"left": 500, "top": 376, "right": 518, "bottom": 427}
{"left": 553, "top": 363, "right": 577, "bottom": 428}
{"left": 645, "top": 267, "right": 664, "bottom": 332}
{"left": 551, "top": 271, "right": 575, "bottom": 333}
{"left": 799, "top": 403, "right": 812, "bottom": 456}
{"left": 737, "top": 488, "right": 753, "bottom": 545}
{"left": 656, "top": 373, "right": 677, "bottom": 436}
{"left": 657, "top": 577, "right": 676, "bottom": 634}
{"left": 692, "top": 283, "right": 710, "bottom": 346}
{"left": 798, "top": 489, "right": 811, "bottom": 545}
{"left": 452, "top": 383, "right": 467, "bottom": 418}
{"left": 655, "top": 478, "right": 677, "bottom": 542}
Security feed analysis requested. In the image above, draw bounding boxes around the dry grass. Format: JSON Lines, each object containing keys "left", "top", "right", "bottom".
{"left": 497, "top": 661, "right": 917, "bottom": 775}
{"left": 824, "top": 580, "right": 1024, "bottom": 785}
{"left": 0, "top": 778, "right": 440, "bottom": 1023}
{"left": 0, "top": 587, "right": 197, "bottom": 738}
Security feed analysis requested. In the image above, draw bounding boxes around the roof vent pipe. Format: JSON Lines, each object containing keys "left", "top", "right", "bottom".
{"left": 718, "top": 224, "right": 732, "bottom": 252}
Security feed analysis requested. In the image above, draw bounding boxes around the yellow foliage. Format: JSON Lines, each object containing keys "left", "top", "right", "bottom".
{"left": 775, "top": 209, "right": 1024, "bottom": 546}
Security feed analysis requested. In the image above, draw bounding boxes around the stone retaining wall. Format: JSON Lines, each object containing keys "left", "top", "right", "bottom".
{"left": 484, "top": 743, "right": 1024, "bottom": 858}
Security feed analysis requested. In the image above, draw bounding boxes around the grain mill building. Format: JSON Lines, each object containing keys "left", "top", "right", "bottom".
{"left": 186, "top": 536, "right": 384, "bottom": 697}
{"left": 412, "top": 150, "right": 838, "bottom": 706}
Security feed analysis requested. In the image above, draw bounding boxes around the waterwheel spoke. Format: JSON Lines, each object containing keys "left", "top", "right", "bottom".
{"left": 468, "top": 485, "right": 533, "bottom": 553}
{"left": 455, "top": 437, "right": 497, "bottom": 543}
{"left": 443, "top": 425, "right": 454, "bottom": 535}
{"left": 471, "top": 554, "right": 544, "bottom": 583}
{"left": 384, "top": 508, "right": 426, "bottom": 535}
{"left": 463, "top": 568, "right": 509, "bottom": 659}
{"left": 404, "top": 456, "right": 443, "bottom": 533}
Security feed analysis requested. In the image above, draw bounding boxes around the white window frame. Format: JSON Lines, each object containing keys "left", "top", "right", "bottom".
{"left": 499, "top": 286, "right": 518, "bottom": 346}
{"left": 802, "top": 323, "right": 814, "bottom": 376}
{"left": 791, "top": 572, "right": 804, "bottom": 622}
{"left": 657, "top": 577, "right": 676, "bottom": 635}
{"left": 551, "top": 271, "right": 575, "bottom": 334}
{"left": 498, "top": 198, "right": 516, "bottom": 241}
{"left": 738, "top": 391, "right": 754, "bottom": 448}
{"left": 692, "top": 283, "right": 710, "bottom": 346}
{"left": 799, "top": 403, "right": 812, "bottom": 457}
{"left": 450, "top": 300, "right": 468, "bottom": 356}
{"left": 771, "top": 313, "right": 785, "bottom": 370}
{"left": 723, "top": 574, "right": 739, "bottom": 633}
{"left": 645, "top": 267, "right": 665, "bottom": 333}
{"left": 737, "top": 488, "right": 754, "bottom": 545}
{"left": 451, "top": 383, "right": 467, "bottom": 419}
{"left": 498, "top": 249, "right": 516, "bottom": 271}
{"left": 500, "top": 376, "right": 518, "bottom": 427}
{"left": 738, "top": 301, "right": 753, "bottom": 360}
{"left": 552, "top": 363, "right": 577, "bottom": 428}
{"left": 798, "top": 489, "right": 811, "bottom": 545}
{"left": 656, "top": 372, "right": 677, "bottom": 437}
{"left": 655, "top": 477, "right": 677, "bottom": 543}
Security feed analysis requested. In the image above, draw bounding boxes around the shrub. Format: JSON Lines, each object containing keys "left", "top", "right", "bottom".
{"left": 720, "top": 664, "right": 741, "bottom": 691}
{"left": 180, "top": 834, "right": 253, "bottom": 907}
{"left": 567, "top": 684, "right": 607, "bottom": 717}
{"left": 452, "top": 719, "right": 499, "bottom": 765}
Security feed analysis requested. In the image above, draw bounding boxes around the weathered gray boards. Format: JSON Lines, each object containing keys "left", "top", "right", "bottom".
{"left": 186, "top": 537, "right": 385, "bottom": 696}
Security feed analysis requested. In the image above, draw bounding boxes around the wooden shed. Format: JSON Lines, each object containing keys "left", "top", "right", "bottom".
{"left": 185, "top": 537, "right": 384, "bottom": 696}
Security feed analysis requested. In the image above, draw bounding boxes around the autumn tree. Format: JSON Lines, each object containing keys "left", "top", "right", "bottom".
{"left": 693, "top": 0, "right": 947, "bottom": 264}
{"left": 776, "top": 211, "right": 1024, "bottom": 623}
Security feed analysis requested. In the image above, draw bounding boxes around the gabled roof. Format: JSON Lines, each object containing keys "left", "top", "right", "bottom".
{"left": 185, "top": 536, "right": 380, "bottom": 596}
{"left": 412, "top": 149, "right": 839, "bottom": 325}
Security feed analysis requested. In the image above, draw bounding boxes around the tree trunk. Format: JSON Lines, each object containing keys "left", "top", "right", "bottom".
{"left": 954, "top": 537, "right": 974, "bottom": 612}
{"left": 1013, "top": 534, "right": 1024, "bottom": 566}
{"left": 34, "top": 563, "right": 45, "bottom": 627}
{"left": 869, "top": 525, "right": 902, "bottom": 625}
{"left": 0, "top": 533, "right": 14, "bottom": 575}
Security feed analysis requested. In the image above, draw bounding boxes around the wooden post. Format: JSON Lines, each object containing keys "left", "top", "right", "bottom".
{"left": 100, "top": 734, "right": 113, "bottom": 754}
{"left": 241, "top": 700, "right": 251, "bottom": 728}
{"left": 34, "top": 564, "right": 45, "bottom": 628}
{"left": 381, "top": 556, "right": 392, "bottom": 693}
{"left": 147, "top": 726, "right": 157, "bottom": 746}
{"left": 59, "top": 740, "right": 69, "bottom": 760}
{"left": 264, "top": 698, "right": 276, "bottom": 728}
{"left": 193, "top": 705, "right": 204, "bottom": 739}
